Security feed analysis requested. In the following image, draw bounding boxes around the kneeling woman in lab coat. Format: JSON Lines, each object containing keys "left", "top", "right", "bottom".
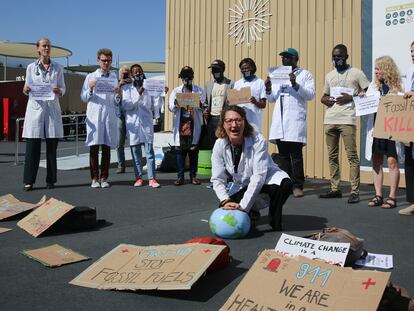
{"left": 211, "top": 105, "right": 292, "bottom": 231}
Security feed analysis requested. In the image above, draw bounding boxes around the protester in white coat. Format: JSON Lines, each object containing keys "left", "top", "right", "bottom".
{"left": 362, "top": 56, "right": 403, "bottom": 209}
{"left": 168, "top": 66, "right": 206, "bottom": 186}
{"left": 233, "top": 58, "right": 266, "bottom": 132}
{"left": 121, "top": 64, "right": 160, "bottom": 188}
{"left": 265, "top": 48, "right": 315, "bottom": 198}
{"left": 211, "top": 105, "right": 292, "bottom": 231}
{"left": 22, "top": 38, "right": 65, "bottom": 191}
{"left": 80, "top": 48, "right": 120, "bottom": 188}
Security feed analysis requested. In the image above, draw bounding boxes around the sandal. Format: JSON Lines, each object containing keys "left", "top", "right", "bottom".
{"left": 382, "top": 197, "right": 397, "bottom": 209}
{"left": 368, "top": 195, "right": 383, "bottom": 207}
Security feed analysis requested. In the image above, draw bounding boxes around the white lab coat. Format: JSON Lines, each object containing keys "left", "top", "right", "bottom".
{"left": 80, "top": 69, "right": 119, "bottom": 148}
{"left": 364, "top": 82, "right": 405, "bottom": 162}
{"left": 267, "top": 68, "right": 315, "bottom": 144}
{"left": 22, "top": 60, "right": 65, "bottom": 138}
{"left": 121, "top": 83, "right": 154, "bottom": 145}
{"left": 168, "top": 84, "right": 206, "bottom": 146}
{"left": 233, "top": 77, "right": 266, "bottom": 132}
{"left": 211, "top": 133, "right": 290, "bottom": 212}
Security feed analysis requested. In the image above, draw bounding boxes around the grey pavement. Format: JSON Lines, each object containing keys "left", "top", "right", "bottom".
{"left": 0, "top": 142, "right": 413, "bottom": 311}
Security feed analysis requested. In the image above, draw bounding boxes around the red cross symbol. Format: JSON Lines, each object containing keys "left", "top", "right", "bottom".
{"left": 121, "top": 248, "right": 129, "bottom": 253}
{"left": 362, "top": 278, "right": 376, "bottom": 289}
{"left": 202, "top": 249, "right": 211, "bottom": 253}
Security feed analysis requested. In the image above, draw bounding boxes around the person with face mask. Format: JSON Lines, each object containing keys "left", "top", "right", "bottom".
{"left": 168, "top": 66, "right": 206, "bottom": 185}
{"left": 233, "top": 58, "right": 267, "bottom": 132}
{"left": 264, "top": 48, "right": 315, "bottom": 198}
{"left": 320, "top": 44, "right": 370, "bottom": 203}
{"left": 204, "top": 60, "right": 235, "bottom": 148}
{"left": 115, "top": 65, "right": 132, "bottom": 174}
{"left": 119, "top": 64, "right": 160, "bottom": 188}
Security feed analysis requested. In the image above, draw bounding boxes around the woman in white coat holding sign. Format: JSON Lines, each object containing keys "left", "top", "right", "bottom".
{"left": 22, "top": 38, "right": 65, "bottom": 191}
{"left": 211, "top": 105, "right": 292, "bottom": 231}
{"left": 121, "top": 64, "right": 160, "bottom": 188}
{"left": 81, "top": 48, "right": 120, "bottom": 188}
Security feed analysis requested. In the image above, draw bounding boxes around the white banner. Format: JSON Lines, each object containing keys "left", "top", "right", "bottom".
{"left": 29, "top": 83, "right": 54, "bottom": 100}
{"left": 95, "top": 77, "right": 118, "bottom": 94}
{"left": 143, "top": 79, "right": 165, "bottom": 97}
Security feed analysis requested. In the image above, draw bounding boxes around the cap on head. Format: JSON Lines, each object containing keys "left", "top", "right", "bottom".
{"left": 208, "top": 59, "right": 225, "bottom": 71}
{"left": 279, "top": 48, "right": 299, "bottom": 58}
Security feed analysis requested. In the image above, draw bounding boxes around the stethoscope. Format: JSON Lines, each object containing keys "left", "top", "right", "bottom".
{"left": 35, "top": 59, "right": 53, "bottom": 82}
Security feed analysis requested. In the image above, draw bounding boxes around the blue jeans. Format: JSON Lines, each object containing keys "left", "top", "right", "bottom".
{"left": 116, "top": 114, "right": 126, "bottom": 169}
{"left": 130, "top": 143, "right": 156, "bottom": 179}
{"left": 176, "top": 147, "right": 199, "bottom": 179}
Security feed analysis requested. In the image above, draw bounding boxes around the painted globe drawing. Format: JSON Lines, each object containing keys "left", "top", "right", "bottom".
{"left": 209, "top": 208, "right": 251, "bottom": 239}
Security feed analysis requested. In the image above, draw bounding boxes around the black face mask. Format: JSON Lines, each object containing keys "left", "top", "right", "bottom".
{"left": 242, "top": 70, "right": 253, "bottom": 80}
{"left": 333, "top": 58, "right": 347, "bottom": 70}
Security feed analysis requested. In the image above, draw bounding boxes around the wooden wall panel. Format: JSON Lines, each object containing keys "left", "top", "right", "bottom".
{"left": 165, "top": 0, "right": 363, "bottom": 183}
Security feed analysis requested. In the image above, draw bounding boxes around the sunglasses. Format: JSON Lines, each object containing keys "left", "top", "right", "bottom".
{"left": 99, "top": 59, "right": 112, "bottom": 63}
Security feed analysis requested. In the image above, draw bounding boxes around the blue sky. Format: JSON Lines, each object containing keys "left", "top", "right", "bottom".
{"left": 0, "top": 0, "right": 166, "bottom": 66}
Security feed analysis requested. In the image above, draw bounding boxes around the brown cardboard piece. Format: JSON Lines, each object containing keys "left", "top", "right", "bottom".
{"left": 372, "top": 95, "right": 414, "bottom": 143}
{"left": 70, "top": 243, "right": 226, "bottom": 291}
{"left": 220, "top": 250, "right": 390, "bottom": 311}
{"left": 0, "top": 227, "right": 12, "bottom": 234}
{"left": 227, "top": 87, "right": 252, "bottom": 106}
{"left": 0, "top": 194, "right": 46, "bottom": 220}
{"left": 17, "top": 198, "right": 75, "bottom": 237}
{"left": 22, "top": 244, "right": 90, "bottom": 267}
{"left": 176, "top": 92, "right": 201, "bottom": 107}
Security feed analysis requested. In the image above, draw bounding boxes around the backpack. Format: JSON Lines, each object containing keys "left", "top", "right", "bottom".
{"left": 304, "top": 227, "right": 366, "bottom": 266}
{"left": 185, "top": 237, "right": 231, "bottom": 273}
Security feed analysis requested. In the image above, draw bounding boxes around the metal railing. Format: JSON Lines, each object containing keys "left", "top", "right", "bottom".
{"left": 15, "top": 113, "right": 87, "bottom": 165}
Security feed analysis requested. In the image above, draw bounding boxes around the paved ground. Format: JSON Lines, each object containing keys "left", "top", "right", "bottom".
{"left": 0, "top": 142, "right": 413, "bottom": 311}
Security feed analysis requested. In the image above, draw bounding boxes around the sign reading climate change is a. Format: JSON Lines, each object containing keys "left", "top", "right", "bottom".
{"left": 275, "top": 234, "right": 350, "bottom": 267}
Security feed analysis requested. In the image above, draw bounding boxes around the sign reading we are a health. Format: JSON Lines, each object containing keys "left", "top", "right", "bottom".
{"left": 220, "top": 250, "right": 390, "bottom": 311}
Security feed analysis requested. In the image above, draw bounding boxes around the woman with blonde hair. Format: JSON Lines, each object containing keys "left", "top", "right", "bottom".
{"left": 364, "top": 56, "right": 404, "bottom": 209}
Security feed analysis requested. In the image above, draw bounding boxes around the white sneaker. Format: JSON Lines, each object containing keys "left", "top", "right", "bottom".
{"left": 100, "top": 179, "right": 110, "bottom": 188}
{"left": 91, "top": 179, "right": 100, "bottom": 188}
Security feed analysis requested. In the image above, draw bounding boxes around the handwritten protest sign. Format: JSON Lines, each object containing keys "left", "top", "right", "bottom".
{"left": 354, "top": 94, "right": 380, "bottom": 116}
{"left": 70, "top": 243, "right": 226, "bottom": 290}
{"left": 227, "top": 87, "right": 251, "bottom": 106}
{"left": 176, "top": 93, "right": 200, "bottom": 107}
{"left": 0, "top": 194, "right": 46, "bottom": 220}
{"left": 0, "top": 227, "right": 11, "bottom": 234}
{"left": 275, "top": 234, "right": 350, "bottom": 267}
{"left": 17, "top": 198, "right": 74, "bottom": 237}
{"left": 143, "top": 79, "right": 165, "bottom": 97}
{"left": 373, "top": 95, "right": 414, "bottom": 143}
{"left": 220, "top": 250, "right": 390, "bottom": 311}
{"left": 22, "top": 244, "right": 90, "bottom": 267}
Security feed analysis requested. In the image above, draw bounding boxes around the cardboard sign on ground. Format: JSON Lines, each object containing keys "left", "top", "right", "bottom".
{"left": 17, "top": 198, "right": 75, "bottom": 237}
{"left": 176, "top": 92, "right": 201, "bottom": 107}
{"left": 373, "top": 95, "right": 414, "bottom": 143}
{"left": 70, "top": 243, "right": 226, "bottom": 291}
{"left": 227, "top": 87, "right": 251, "bottom": 106}
{"left": 275, "top": 233, "right": 350, "bottom": 266}
{"left": 0, "top": 227, "right": 12, "bottom": 234}
{"left": 22, "top": 244, "right": 90, "bottom": 267}
{"left": 220, "top": 250, "right": 390, "bottom": 311}
{"left": 0, "top": 194, "right": 46, "bottom": 220}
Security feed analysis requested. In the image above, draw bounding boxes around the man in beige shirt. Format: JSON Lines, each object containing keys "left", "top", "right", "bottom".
{"left": 320, "top": 44, "right": 370, "bottom": 203}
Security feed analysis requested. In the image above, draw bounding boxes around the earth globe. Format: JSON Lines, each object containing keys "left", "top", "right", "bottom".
{"left": 209, "top": 208, "right": 251, "bottom": 239}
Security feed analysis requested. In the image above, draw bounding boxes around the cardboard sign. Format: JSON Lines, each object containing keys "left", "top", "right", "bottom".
{"left": 0, "top": 227, "right": 12, "bottom": 234}
{"left": 227, "top": 87, "right": 251, "bottom": 106}
{"left": 275, "top": 234, "right": 350, "bottom": 266}
{"left": 22, "top": 244, "right": 90, "bottom": 267}
{"left": 70, "top": 243, "right": 226, "bottom": 290}
{"left": 373, "top": 95, "right": 414, "bottom": 143}
{"left": 176, "top": 92, "right": 200, "bottom": 107}
{"left": 0, "top": 194, "right": 46, "bottom": 220}
{"left": 220, "top": 250, "right": 390, "bottom": 311}
{"left": 17, "top": 198, "right": 75, "bottom": 237}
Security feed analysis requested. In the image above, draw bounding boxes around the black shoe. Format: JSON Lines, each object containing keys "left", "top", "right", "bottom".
{"left": 319, "top": 190, "right": 342, "bottom": 199}
{"left": 174, "top": 177, "right": 184, "bottom": 186}
{"left": 24, "top": 184, "right": 33, "bottom": 191}
{"left": 347, "top": 192, "right": 360, "bottom": 204}
{"left": 46, "top": 183, "right": 54, "bottom": 189}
